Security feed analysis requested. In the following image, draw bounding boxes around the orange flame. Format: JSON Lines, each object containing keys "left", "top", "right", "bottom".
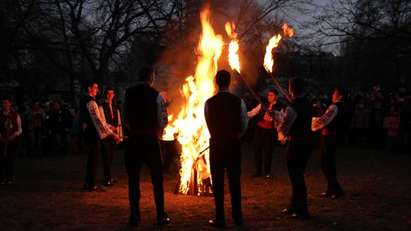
{"left": 225, "top": 22, "right": 241, "bottom": 73}
{"left": 263, "top": 23, "right": 294, "bottom": 73}
{"left": 163, "top": 8, "right": 223, "bottom": 194}
{"left": 282, "top": 23, "right": 294, "bottom": 38}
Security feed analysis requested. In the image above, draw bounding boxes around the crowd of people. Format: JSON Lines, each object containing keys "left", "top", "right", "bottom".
{"left": 0, "top": 67, "right": 409, "bottom": 227}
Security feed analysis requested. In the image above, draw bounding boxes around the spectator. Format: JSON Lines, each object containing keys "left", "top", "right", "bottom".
{"left": 383, "top": 105, "right": 401, "bottom": 154}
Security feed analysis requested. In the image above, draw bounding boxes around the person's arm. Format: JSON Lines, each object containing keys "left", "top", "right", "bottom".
{"left": 247, "top": 104, "right": 261, "bottom": 118}
{"left": 240, "top": 99, "right": 249, "bottom": 136}
{"left": 9, "top": 114, "right": 23, "bottom": 140}
{"left": 157, "top": 94, "right": 168, "bottom": 131}
{"left": 311, "top": 104, "right": 338, "bottom": 132}
{"left": 277, "top": 106, "right": 297, "bottom": 143}
{"left": 87, "top": 101, "right": 114, "bottom": 140}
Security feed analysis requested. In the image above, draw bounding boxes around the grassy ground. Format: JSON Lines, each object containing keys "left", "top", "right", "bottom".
{"left": 0, "top": 144, "right": 410, "bottom": 231}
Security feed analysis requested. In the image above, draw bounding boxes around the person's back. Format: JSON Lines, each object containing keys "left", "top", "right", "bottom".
{"left": 204, "top": 70, "right": 247, "bottom": 228}
{"left": 123, "top": 67, "right": 170, "bottom": 227}
{"left": 289, "top": 96, "right": 312, "bottom": 139}
{"left": 124, "top": 83, "right": 159, "bottom": 138}
{"left": 205, "top": 92, "right": 242, "bottom": 141}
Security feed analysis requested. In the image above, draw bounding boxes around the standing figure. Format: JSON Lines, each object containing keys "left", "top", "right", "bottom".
{"left": 276, "top": 78, "right": 313, "bottom": 219}
{"left": 248, "top": 89, "right": 283, "bottom": 178}
{"left": 99, "top": 87, "right": 122, "bottom": 186}
{"left": 79, "top": 81, "right": 120, "bottom": 192}
{"left": 312, "top": 88, "right": 347, "bottom": 199}
{"left": 204, "top": 70, "right": 248, "bottom": 227}
{"left": 123, "top": 67, "right": 170, "bottom": 227}
{"left": 0, "top": 99, "right": 22, "bottom": 184}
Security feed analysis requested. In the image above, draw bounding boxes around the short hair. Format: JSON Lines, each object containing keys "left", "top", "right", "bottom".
{"left": 267, "top": 89, "right": 277, "bottom": 95}
{"left": 104, "top": 86, "right": 115, "bottom": 95}
{"left": 215, "top": 70, "right": 231, "bottom": 89}
{"left": 139, "top": 66, "right": 155, "bottom": 82}
{"left": 85, "top": 80, "right": 99, "bottom": 91}
{"left": 289, "top": 78, "right": 304, "bottom": 95}
{"left": 334, "top": 87, "right": 346, "bottom": 99}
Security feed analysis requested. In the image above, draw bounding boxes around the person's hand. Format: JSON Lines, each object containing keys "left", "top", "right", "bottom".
{"left": 112, "top": 133, "right": 121, "bottom": 144}
{"left": 278, "top": 133, "right": 287, "bottom": 145}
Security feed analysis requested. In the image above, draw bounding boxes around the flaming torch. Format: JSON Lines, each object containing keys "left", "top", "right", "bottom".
{"left": 225, "top": 22, "right": 268, "bottom": 111}
{"left": 263, "top": 23, "right": 294, "bottom": 102}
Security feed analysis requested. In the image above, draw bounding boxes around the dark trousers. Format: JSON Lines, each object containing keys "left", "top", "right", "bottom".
{"left": 84, "top": 135, "right": 101, "bottom": 187}
{"left": 125, "top": 136, "right": 165, "bottom": 220}
{"left": 101, "top": 138, "right": 115, "bottom": 182}
{"left": 209, "top": 138, "right": 242, "bottom": 221}
{"left": 286, "top": 140, "right": 311, "bottom": 214}
{"left": 320, "top": 135, "right": 343, "bottom": 194}
{"left": 0, "top": 140, "right": 18, "bottom": 182}
{"left": 254, "top": 126, "right": 276, "bottom": 175}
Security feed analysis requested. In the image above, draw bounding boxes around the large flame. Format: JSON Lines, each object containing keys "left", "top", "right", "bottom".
{"left": 225, "top": 22, "right": 241, "bottom": 73}
{"left": 163, "top": 8, "right": 223, "bottom": 194}
{"left": 263, "top": 23, "right": 294, "bottom": 73}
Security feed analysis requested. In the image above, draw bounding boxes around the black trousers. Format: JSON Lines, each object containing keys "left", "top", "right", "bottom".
{"left": 286, "top": 140, "right": 311, "bottom": 214}
{"left": 125, "top": 136, "right": 165, "bottom": 220}
{"left": 254, "top": 126, "right": 276, "bottom": 175}
{"left": 0, "top": 140, "right": 18, "bottom": 182}
{"left": 101, "top": 138, "right": 115, "bottom": 182}
{"left": 209, "top": 138, "right": 242, "bottom": 221}
{"left": 320, "top": 135, "right": 343, "bottom": 194}
{"left": 84, "top": 135, "right": 101, "bottom": 187}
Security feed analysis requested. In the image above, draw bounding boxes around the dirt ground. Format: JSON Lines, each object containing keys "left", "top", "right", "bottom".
{"left": 0, "top": 144, "right": 410, "bottom": 231}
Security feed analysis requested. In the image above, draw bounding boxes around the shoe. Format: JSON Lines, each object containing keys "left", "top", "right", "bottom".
{"left": 208, "top": 219, "right": 226, "bottom": 228}
{"left": 265, "top": 174, "right": 272, "bottom": 179}
{"left": 320, "top": 192, "right": 331, "bottom": 197}
{"left": 287, "top": 212, "right": 310, "bottom": 220}
{"left": 103, "top": 181, "right": 114, "bottom": 187}
{"left": 330, "top": 191, "right": 344, "bottom": 199}
{"left": 128, "top": 216, "right": 140, "bottom": 227}
{"left": 157, "top": 213, "right": 171, "bottom": 226}
{"left": 6, "top": 181, "right": 13, "bottom": 185}
{"left": 281, "top": 208, "right": 294, "bottom": 215}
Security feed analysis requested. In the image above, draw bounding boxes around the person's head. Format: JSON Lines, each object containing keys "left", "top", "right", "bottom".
{"left": 288, "top": 78, "right": 304, "bottom": 98}
{"left": 215, "top": 70, "right": 231, "bottom": 90}
{"left": 86, "top": 80, "right": 99, "bottom": 98}
{"left": 332, "top": 87, "right": 346, "bottom": 103}
{"left": 139, "top": 66, "right": 155, "bottom": 85}
{"left": 267, "top": 89, "right": 277, "bottom": 104}
{"left": 2, "top": 99, "right": 12, "bottom": 111}
{"left": 104, "top": 87, "right": 115, "bottom": 102}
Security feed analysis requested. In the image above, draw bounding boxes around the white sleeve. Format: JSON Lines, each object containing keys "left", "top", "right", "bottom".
{"left": 240, "top": 99, "right": 249, "bottom": 135}
{"left": 87, "top": 101, "right": 113, "bottom": 139}
{"left": 277, "top": 106, "right": 297, "bottom": 138}
{"left": 312, "top": 104, "right": 338, "bottom": 131}
{"left": 247, "top": 104, "right": 261, "bottom": 118}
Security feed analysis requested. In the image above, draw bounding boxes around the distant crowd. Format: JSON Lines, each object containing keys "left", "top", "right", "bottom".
{"left": 2, "top": 84, "right": 410, "bottom": 159}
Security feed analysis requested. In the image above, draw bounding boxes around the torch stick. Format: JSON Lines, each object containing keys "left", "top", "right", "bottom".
{"left": 270, "top": 73, "right": 292, "bottom": 103}
{"left": 233, "top": 71, "right": 270, "bottom": 113}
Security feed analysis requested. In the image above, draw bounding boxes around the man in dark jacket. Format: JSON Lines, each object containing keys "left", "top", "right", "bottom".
{"left": 205, "top": 70, "right": 248, "bottom": 227}
{"left": 276, "top": 78, "right": 313, "bottom": 219}
{"left": 123, "top": 67, "right": 170, "bottom": 227}
{"left": 99, "top": 87, "right": 122, "bottom": 186}
{"left": 79, "top": 81, "right": 120, "bottom": 192}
